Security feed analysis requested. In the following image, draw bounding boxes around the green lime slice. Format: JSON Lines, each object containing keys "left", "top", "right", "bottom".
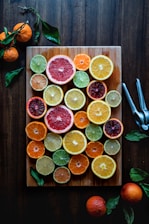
{"left": 104, "top": 139, "right": 121, "bottom": 155}
{"left": 36, "top": 155, "right": 55, "bottom": 176}
{"left": 73, "top": 71, "right": 90, "bottom": 88}
{"left": 105, "top": 90, "right": 122, "bottom": 108}
{"left": 44, "top": 132, "right": 63, "bottom": 152}
{"left": 30, "top": 54, "right": 47, "bottom": 73}
{"left": 52, "top": 149, "right": 70, "bottom": 166}
{"left": 85, "top": 123, "right": 103, "bottom": 141}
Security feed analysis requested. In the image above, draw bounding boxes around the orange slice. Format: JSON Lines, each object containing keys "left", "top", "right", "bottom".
{"left": 73, "top": 53, "right": 91, "bottom": 71}
{"left": 103, "top": 118, "right": 124, "bottom": 139}
{"left": 85, "top": 141, "right": 104, "bottom": 158}
{"left": 74, "top": 111, "right": 90, "bottom": 129}
{"left": 68, "top": 154, "right": 90, "bottom": 175}
{"left": 25, "top": 121, "right": 47, "bottom": 141}
{"left": 30, "top": 74, "right": 48, "bottom": 91}
{"left": 26, "top": 140, "right": 45, "bottom": 159}
{"left": 53, "top": 166, "right": 71, "bottom": 184}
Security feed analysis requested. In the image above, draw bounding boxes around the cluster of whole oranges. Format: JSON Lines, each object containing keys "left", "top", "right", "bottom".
{"left": 0, "top": 22, "right": 32, "bottom": 62}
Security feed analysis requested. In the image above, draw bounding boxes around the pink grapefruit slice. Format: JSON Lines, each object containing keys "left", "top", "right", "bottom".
{"left": 46, "top": 55, "right": 76, "bottom": 85}
{"left": 44, "top": 105, "right": 74, "bottom": 134}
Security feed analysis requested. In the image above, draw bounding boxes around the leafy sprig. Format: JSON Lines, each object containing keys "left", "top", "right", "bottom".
{"left": 125, "top": 130, "right": 149, "bottom": 142}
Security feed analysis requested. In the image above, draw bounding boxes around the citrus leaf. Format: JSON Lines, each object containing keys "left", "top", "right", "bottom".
{"left": 41, "top": 20, "right": 60, "bottom": 45}
{"left": 30, "top": 167, "right": 44, "bottom": 186}
{"left": 123, "top": 206, "right": 134, "bottom": 224}
{"left": 5, "top": 67, "right": 24, "bottom": 87}
{"left": 139, "top": 183, "right": 149, "bottom": 197}
{"left": 0, "top": 32, "right": 16, "bottom": 45}
{"left": 0, "top": 49, "right": 4, "bottom": 58}
{"left": 125, "top": 130, "right": 149, "bottom": 141}
{"left": 34, "top": 21, "right": 41, "bottom": 44}
{"left": 129, "top": 168, "right": 149, "bottom": 182}
{"left": 106, "top": 195, "right": 120, "bottom": 215}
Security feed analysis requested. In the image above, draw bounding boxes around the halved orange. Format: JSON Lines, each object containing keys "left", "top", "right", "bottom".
{"left": 103, "top": 118, "right": 124, "bottom": 139}
{"left": 86, "top": 80, "right": 107, "bottom": 100}
{"left": 30, "top": 74, "right": 48, "bottom": 91}
{"left": 25, "top": 121, "right": 47, "bottom": 141}
{"left": 26, "top": 140, "right": 45, "bottom": 159}
{"left": 68, "top": 154, "right": 90, "bottom": 175}
{"left": 85, "top": 141, "right": 104, "bottom": 158}
{"left": 74, "top": 111, "right": 90, "bottom": 129}
{"left": 73, "top": 53, "right": 91, "bottom": 71}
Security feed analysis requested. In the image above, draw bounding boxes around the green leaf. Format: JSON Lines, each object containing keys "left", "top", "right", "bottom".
{"left": 139, "top": 183, "right": 149, "bottom": 198}
{"left": 41, "top": 20, "right": 60, "bottom": 45}
{"left": 0, "top": 32, "right": 16, "bottom": 45}
{"left": 125, "top": 130, "right": 149, "bottom": 142}
{"left": 123, "top": 206, "right": 134, "bottom": 224}
{"left": 5, "top": 67, "right": 24, "bottom": 87}
{"left": 129, "top": 168, "right": 149, "bottom": 182}
{"left": 34, "top": 21, "right": 41, "bottom": 44}
{"left": 30, "top": 167, "right": 44, "bottom": 186}
{"left": 0, "top": 49, "right": 4, "bottom": 58}
{"left": 106, "top": 195, "right": 120, "bottom": 215}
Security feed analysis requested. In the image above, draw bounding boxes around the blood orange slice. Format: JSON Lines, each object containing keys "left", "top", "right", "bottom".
{"left": 44, "top": 105, "right": 74, "bottom": 134}
{"left": 86, "top": 80, "right": 107, "bottom": 100}
{"left": 103, "top": 118, "right": 124, "bottom": 139}
{"left": 46, "top": 55, "right": 76, "bottom": 85}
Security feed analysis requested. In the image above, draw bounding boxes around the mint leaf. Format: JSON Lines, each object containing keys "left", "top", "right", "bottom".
{"left": 139, "top": 183, "right": 149, "bottom": 198}
{"left": 106, "top": 195, "right": 120, "bottom": 215}
{"left": 129, "top": 168, "right": 149, "bottom": 182}
{"left": 5, "top": 67, "right": 24, "bottom": 87}
{"left": 125, "top": 130, "right": 149, "bottom": 141}
{"left": 123, "top": 206, "right": 134, "bottom": 224}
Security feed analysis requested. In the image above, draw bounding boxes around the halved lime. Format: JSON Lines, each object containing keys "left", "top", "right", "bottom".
{"left": 53, "top": 166, "right": 71, "bottom": 184}
{"left": 85, "top": 123, "right": 103, "bottom": 141}
{"left": 44, "top": 132, "right": 63, "bottom": 152}
{"left": 104, "top": 139, "right": 121, "bottom": 155}
{"left": 52, "top": 149, "right": 70, "bottom": 166}
{"left": 30, "top": 54, "right": 47, "bottom": 74}
{"left": 105, "top": 90, "right": 122, "bottom": 108}
{"left": 36, "top": 155, "right": 55, "bottom": 176}
{"left": 73, "top": 71, "right": 90, "bottom": 88}
{"left": 43, "top": 84, "right": 64, "bottom": 106}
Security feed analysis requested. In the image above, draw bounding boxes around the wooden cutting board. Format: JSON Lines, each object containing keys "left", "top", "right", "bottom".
{"left": 26, "top": 46, "right": 122, "bottom": 187}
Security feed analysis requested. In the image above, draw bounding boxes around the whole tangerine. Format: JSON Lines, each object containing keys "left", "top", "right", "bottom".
{"left": 86, "top": 195, "right": 106, "bottom": 217}
{"left": 13, "top": 22, "right": 32, "bottom": 42}
{"left": 3, "top": 47, "right": 19, "bottom": 62}
{"left": 120, "top": 182, "right": 143, "bottom": 204}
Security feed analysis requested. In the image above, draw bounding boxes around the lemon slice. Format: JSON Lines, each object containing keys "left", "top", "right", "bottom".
{"left": 105, "top": 90, "right": 122, "bottom": 108}
{"left": 30, "top": 54, "right": 47, "bottom": 74}
{"left": 36, "top": 155, "right": 55, "bottom": 176}
{"left": 44, "top": 132, "right": 63, "bottom": 152}
{"left": 43, "top": 84, "right": 64, "bottom": 106}
{"left": 104, "top": 139, "right": 121, "bottom": 155}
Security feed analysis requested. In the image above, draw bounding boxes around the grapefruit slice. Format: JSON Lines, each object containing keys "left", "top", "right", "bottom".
{"left": 46, "top": 55, "right": 76, "bottom": 85}
{"left": 44, "top": 105, "right": 74, "bottom": 134}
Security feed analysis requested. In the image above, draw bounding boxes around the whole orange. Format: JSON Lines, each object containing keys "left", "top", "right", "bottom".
{"left": 120, "top": 182, "right": 143, "bottom": 204}
{"left": 3, "top": 47, "right": 19, "bottom": 62}
{"left": 0, "top": 31, "right": 11, "bottom": 41}
{"left": 86, "top": 195, "right": 106, "bottom": 217}
{"left": 13, "top": 22, "right": 32, "bottom": 42}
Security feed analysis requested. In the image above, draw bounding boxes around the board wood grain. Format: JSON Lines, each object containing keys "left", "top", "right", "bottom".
{"left": 26, "top": 46, "right": 122, "bottom": 187}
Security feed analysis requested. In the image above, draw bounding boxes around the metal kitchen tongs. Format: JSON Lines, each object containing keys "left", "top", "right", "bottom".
{"left": 122, "top": 78, "right": 149, "bottom": 131}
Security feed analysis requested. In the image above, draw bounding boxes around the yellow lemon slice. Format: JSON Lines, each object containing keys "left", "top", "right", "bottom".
{"left": 43, "top": 84, "right": 64, "bottom": 106}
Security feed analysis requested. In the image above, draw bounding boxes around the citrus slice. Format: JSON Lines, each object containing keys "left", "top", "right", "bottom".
{"left": 68, "top": 154, "right": 90, "bottom": 175}
{"left": 52, "top": 149, "right": 70, "bottom": 166}
{"left": 30, "top": 74, "right": 48, "bottom": 91}
{"left": 44, "top": 132, "right": 62, "bottom": 152}
{"left": 104, "top": 139, "right": 121, "bottom": 155}
{"left": 73, "top": 71, "right": 90, "bottom": 88}
{"left": 74, "top": 111, "right": 90, "bottom": 129}
{"left": 44, "top": 105, "right": 74, "bottom": 134}
{"left": 85, "top": 141, "right": 104, "bottom": 158}
{"left": 87, "top": 100, "right": 111, "bottom": 125}
{"left": 43, "top": 84, "right": 64, "bottom": 106}
{"left": 86, "top": 80, "right": 107, "bottom": 100}
{"left": 36, "top": 155, "right": 55, "bottom": 176}
{"left": 103, "top": 118, "right": 124, "bottom": 139}
{"left": 91, "top": 155, "right": 116, "bottom": 179}
{"left": 30, "top": 54, "right": 47, "bottom": 74}
{"left": 63, "top": 130, "right": 87, "bottom": 155}
{"left": 89, "top": 55, "right": 114, "bottom": 80}
{"left": 64, "top": 88, "right": 86, "bottom": 111}
{"left": 53, "top": 166, "right": 71, "bottom": 184}
{"left": 46, "top": 54, "right": 76, "bottom": 85}
{"left": 85, "top": 123, "right": 103, "bottom": 141}
{"left": 105, "top": 90, "right": 122, "bottom": 108}
{"left": 26, "top": 140, "right": 45, "bottom": 159}
{"left": 73, "top": 53, "right": 91, "bottom": 71}
{"left": 25, "top": 121, "right": 47, "bottom": 141}
{"left": 26, "top": 96, "right": 47, "bottom": 119}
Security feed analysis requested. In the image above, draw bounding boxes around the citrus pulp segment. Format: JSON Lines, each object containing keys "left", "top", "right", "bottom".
{"left": 104, "top": 139, "right": 121, "bottom": 155}
{"left": 64, "top": 88, "right": 86, "bottom": 111}
{"left": 53, "top": 166, "right": 71, "bottom": 184}
{"left": 73, "top": 71, "right": 90, "bottom": 88}
{"left": 74, "top": 111, "right": 90, "bottom": 129}
{"left": 46, "top": 54, "right": 76, "bottom": 85}
{"left": 87, "top": 100, "right": 111, "bottom": 125}
{"left": 85, "top": 141, "right": 104, "bottom": 158}
{"left": 89, "top": 55, "right": 114, "bottom": 80}
{"left": 30, "top": 54, "right": 47, "bottom": 74}
{"left": 44, "top": 105, "right": 74, "bottom": 134}
{"left": 26, "top": 96, "right": 47, "bottom": 119}
{"left": 43, "top": 84, "right": 64, "bottom": 106}
{"left": 52, "top": 149, "right": 70, "bottom": 166}
{"left": 73, "top": 53, "right": 91, "bottom": 71}
{"left": 91, "top": 155, "right": 117, "bottom": 179}
{"left": 86, "top": 80, "right": 107, "bottom": 100}
{"left": 30, "top": 74, "right": 48, "bottom": 91}
{"left": 105, "top": 90, "right": 122, "bottom": 108}
{"left": 63, "top": 130, "right": 87, "bottom": 155}
{"left": 103, "top": 118, "right": 124, "bottom": 139}
{"left": 44, "top": 132, "right": 62, "bottom": 152}
{"left": 85, "top": 123, "right": 103, "bottom": 141}
{"left": 26, "top": 140, "right": 45, "bottom": 159}
{"left": 68, "top": 154, "right": 90, "bottom": 175}
{"left": 36, "top": 155, "right": 55, "bottom": 176}
{"left": 25, "top": 121, "right": 47, "bottom": 141}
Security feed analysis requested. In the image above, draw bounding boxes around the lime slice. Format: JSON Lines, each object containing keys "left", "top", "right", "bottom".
{"left": 30, "top": 54, "right": 47, "bottom": 74}
{"left": 85, "top": 123, "right": 103, "bottom": 141}
{"left": 36, "top": 155, "right": 55, "bottom": 176}
{"left": 52, "top": 149, "right": 70, "bottom": 166}
{"left": 43, "top": 84, "right": 64, "bottom": 106}
{"left": 44, "top": 132, "right": 63, "bottom": 152}
{"left": 104, "top": 139, "right": 121, "bottom": 155}
{"left": 105, "top": 90, "right": 122, "bottom": 108}
{"left": 73, "top": 71, "right": 90, "bottom": 88}
{"left": 53, "top": 166, "right": 71, "bottom": 184}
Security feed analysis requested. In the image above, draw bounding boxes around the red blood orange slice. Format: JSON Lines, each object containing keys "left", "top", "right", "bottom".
{"left": 86, "top": 80, "right": 107, "bottom": 100}
{"left": 44, "top": 105, "right": 74, "bottom": 134}
{"left": 103, "top": 118, "right": 124, "bottom": 139}
{"left": 46, "top": 55, "right": 76, "bottom": 85}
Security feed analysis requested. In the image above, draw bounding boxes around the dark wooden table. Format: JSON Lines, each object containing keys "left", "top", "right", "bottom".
{"left": 0, "top": 0, "right": 149, "bottom": 223}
